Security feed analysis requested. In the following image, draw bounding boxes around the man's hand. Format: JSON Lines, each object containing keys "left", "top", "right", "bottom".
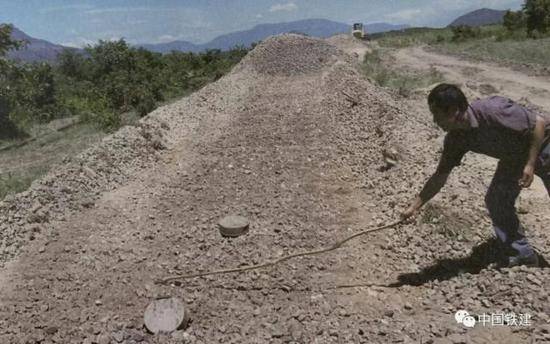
{"left": 400, "top": 206, "right": 419, "bottom": 221}
{"left": 401, "top": 197, "right": 423, "bottom": 221}
{"left": 401, "top": 172, "right": 449, "bottom": 222}
{"left": 519, "top": 164, "right": 535, "bottom": 188}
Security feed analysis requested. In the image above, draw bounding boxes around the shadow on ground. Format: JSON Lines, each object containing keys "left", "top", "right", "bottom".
{"left": 388, "top": 238, "right": 549, "bottom": 287}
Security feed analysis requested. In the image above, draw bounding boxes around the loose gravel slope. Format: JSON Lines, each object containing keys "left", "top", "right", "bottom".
{"left": 0, "top": 34, "right": 549, "bottom": 344}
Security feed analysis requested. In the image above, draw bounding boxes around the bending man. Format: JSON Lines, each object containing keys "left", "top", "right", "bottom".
{"left": 402, "top": 84, "right": 550, "bottom": 267}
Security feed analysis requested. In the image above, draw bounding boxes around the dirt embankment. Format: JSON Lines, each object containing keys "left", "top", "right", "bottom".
{"left": 0, "top": 34, "right": 549, "bottom": 344}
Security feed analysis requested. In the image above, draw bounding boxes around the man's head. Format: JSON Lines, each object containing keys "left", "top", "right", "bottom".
{"left": 428, "top": 83, "right": 469, "bottom": 131}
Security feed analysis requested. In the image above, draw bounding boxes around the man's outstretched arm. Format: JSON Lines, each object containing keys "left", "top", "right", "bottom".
{"left": 402, "top": 171, "right": 450, "bottom": 219}
{"left": 402, "top": 130, "right": 465, "bottom": 220}
{"left": 520, "top": 115, "right": 546, "bottom": 188}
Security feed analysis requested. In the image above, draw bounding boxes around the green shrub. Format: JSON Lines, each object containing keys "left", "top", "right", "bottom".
{"left": 133, "top": 88, "right": 157, "bottom": 117}
{"left": 451, "top": 25, "right": 481, "bottom": 41}
{"left": 1, "top": 34, "right": 248, "bottom": 133}
{"left": 504, "top": 10, "right": 526, "bottom": 32}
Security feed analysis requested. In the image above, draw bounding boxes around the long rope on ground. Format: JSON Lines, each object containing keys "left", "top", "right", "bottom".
{"left": 157, "top": 218, "right": 404, "bottom": 285}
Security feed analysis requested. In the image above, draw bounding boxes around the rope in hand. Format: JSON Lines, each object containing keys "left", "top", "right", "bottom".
{"left": 157, "top": 218, "right": 404, "bottom": 285}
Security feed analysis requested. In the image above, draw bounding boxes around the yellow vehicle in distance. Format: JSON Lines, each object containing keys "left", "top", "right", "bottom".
{"left": 351, "top": 23, "right": 366, "bottom": 39}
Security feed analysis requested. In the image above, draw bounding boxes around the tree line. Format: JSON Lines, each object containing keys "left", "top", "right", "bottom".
{"left": 0, "top": 24, "right": 249, "bottom": 139}
{"left": 504, "top": 0, "right": 550, "bottom": 36}
{"left": 449, "top": 0, "right": 550, "bottom": 41}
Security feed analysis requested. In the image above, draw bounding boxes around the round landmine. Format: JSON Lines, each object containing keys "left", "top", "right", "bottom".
{"left": 218, "top": 215, "right": 249, "bottom": 237}
{"left": 144, "top": 297, "right": 188, "bottom": 334}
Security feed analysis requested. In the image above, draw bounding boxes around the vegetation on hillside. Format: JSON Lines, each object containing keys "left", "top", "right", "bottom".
{"left": 0, "top": 24, "right": 249, "bottom": 138}
{"left": 372, "top": 0, "right": 550, "bottom": 69}
{"left": 0, "top": 23, "right": 249, "bottom": 199}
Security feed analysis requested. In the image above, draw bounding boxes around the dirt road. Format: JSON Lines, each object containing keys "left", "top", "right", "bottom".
{"left": 393, "top": 46, "right": 550, "bottom": 113}
{"left": 0, "top": 35, "right": 549, "bottom": 344}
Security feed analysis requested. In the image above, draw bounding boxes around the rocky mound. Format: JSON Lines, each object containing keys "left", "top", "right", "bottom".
{"left": 0, "top": 59, "right": 253, "bottom": 266}
{"left": 0, "top": 124, "right": 167, "bottom": 263}
{"left": 235, "top": 33, "right": 346, "bottom": 76}
{"left": 0, "top": 33, "right": 549, "bottom": 344}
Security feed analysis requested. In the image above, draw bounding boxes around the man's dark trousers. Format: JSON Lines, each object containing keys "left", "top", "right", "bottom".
{"left": 485, "top": 143, "right": 550, "bottom": 258}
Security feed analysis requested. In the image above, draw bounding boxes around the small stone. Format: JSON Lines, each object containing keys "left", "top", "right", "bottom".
{"left": 526, "top": 275, "right": 542, "bottom": 286}
{"left": 81, "top": 198, "right": 95, "bottom": 208}
{"left": 328, "top": 329, "right": 339, "bottom": 337}
{"left": 45, "top": 326, "right": 58, "bottom": 335}
{"left": 447, "top": 333, "right": 466, "bottom": 344}
{"left": 97, "top": 334, "right": 110, "bottom": 344}
{"left": 171, "top": 330, "right": 186, "bottom": 340}
{"left": 271, "top": 328, "right": 284, "bottom": 338}
{"left": 281, "top": 285, "right": 292, "bottom": 292}
{"left": 112, "top": 331, "right": 124, "bottom": 343}
{"left": 129, "top": 331, "right": 145, "bottom": 342}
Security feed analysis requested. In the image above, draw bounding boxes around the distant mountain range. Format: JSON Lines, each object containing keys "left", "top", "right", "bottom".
{"left": 448, "top": 8, "right": 507, "bottom": 27}
{"left": 6, "top": 26, "right": 77, "bottom": 63}
{"left": 3, "top": 8, "right": 511, "bottom": 63}
{"left": 139, "top": 19, "right": 409, "bottom": 53}
{"left": 4, "top": 19, "right": 408, "bottom": 62}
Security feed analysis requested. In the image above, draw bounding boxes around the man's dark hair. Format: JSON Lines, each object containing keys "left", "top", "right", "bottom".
{"left": 428, "top": 83, "right": 468, "bottom": 113}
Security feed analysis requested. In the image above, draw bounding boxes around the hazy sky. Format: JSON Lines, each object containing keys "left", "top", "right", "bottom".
{"left": 0, "top": 0, "right": 524, "bottom": 47}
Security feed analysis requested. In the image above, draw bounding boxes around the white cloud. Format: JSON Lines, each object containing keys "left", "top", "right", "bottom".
{"left": 384, "top": 9, "right": 424, "bottom": 22}
{"left": 157, "top": 34, "right": 177, "bottom": 43}
{"left": 60, "top": 37, "right": 95, "bottom": 48}
{"left": 40, "top": 4, "right": 94, "bottom": 14}
{"left": 256, "top": 13, "right": 264, "bottom": 19}
{"left": 269, "top": 2, "right": 298, "bottom": 12}
{"left": 85, "top": 7, "right": 160, "bottom": 15}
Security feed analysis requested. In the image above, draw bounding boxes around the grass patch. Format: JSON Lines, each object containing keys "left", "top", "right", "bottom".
{"left": 0, "top": 166, "right": 48, "bottom": 199}
{"left": 437, "top": 36, "right": 550, "bottom": 68}
{"left": 374, "top": 27, "right": 454, "bottom": 48}
{"left": 373, "top": 25, "right": 550, "bottom": 70}
{"left": 362, "top": 49, "right": 444, "bottom": 95}
{"left": 0, "top": 121, "right": 106, "bottom": 200}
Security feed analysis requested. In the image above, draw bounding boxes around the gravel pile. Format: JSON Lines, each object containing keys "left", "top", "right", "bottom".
{"left": 0, "top": 58, "right": 253, "bottom": 266}
{"left": 0, "top": 34, "right": 548, "bottom": 344}
{"left": 235, "top": 33, "right": 346, "bottom": 76}
{"left": 0, "top": 124, "right": 168, "bottom": 263}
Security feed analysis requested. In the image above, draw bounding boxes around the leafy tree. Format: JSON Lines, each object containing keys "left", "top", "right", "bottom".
{"left": 503, "top": 10, "right": 526, "bottom": 31}
{"left": 7, "top": 63, "right": 59, "bottom": 126}
{"left": 86, "top": 39, "right": 134, "bottom": 77}
{"left": 0, "top": 24, "right": 28, "bottom": 139}
{"left": 2, "top": 31, "right": 249, "bottom": 134}
{"left": 0, "top": 24, "right": 22, "bottom": 57}
{"left": 57, "top": 48, "right": 88, "bottom": 79}
{"left": 523, "top": 0, "right": 550, "bottom": 34}
{"left": 451, "top": 25, "right": 481, "bottom": 41}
